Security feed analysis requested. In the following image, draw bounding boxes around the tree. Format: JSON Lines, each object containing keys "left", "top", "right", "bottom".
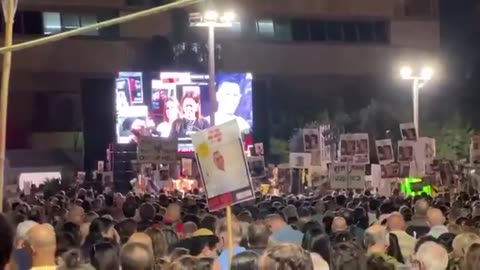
{"left": 423, "top": 113, "right": 473, "bottom": 161}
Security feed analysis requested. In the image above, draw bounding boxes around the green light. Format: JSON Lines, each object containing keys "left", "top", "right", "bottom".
{"left": 401, "top": 177, "right": 432, "bottom": 197}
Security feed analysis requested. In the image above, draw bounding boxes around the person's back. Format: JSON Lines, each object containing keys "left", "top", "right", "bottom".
{"left": 407, "top": 200, "right": 430, "bottom": 238}
{"left": 0, "top": 214, "right": 14, "bottom": 270}
{"left": 120, "top": 243, "right": 153, "bottom": 270}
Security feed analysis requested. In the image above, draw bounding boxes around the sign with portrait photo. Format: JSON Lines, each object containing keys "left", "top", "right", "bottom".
{"left": 376, "top": 139, "right": 394, "bottom": 165}
{"left": 181, "top": 158, "right": 193, "bottom": 177}
{"left": 254, "top": 143, "right": 264, "bottom": 156}
{"left": 398, "top": 140, "right": 415, "bottom": 162}
{"left": 348, "top": 165, "right": 366, "bottom": 190}
{"left": 339, "top": 134, "right": 355, "bottom": 162}
{"left": 329, "top": 163, "right": 348, "bottom": 189}
{"left": 289, "top": 153, "right": 312, "bottom": 168}
{"left": 400, "top": 122, "right": 417, "bottom": 141}
{"left": 192, "top": 120, "right": 254, "bottom": 211}
{"left": 303, "top": 129, "right": 321, "bottom": 152}
{"left": 353, "top": 133, "right": 370, "bottom": 165}
{"left": 381, "top": 163, "right": 400, "bottom": 178}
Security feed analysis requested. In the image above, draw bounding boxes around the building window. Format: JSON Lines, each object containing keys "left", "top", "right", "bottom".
{"left": 291, "top": 19, "right": 310, "bottom": 41}
{"left": 342, "top": 22, "right": 358, "bottom": 42}
{"left": 309, "top": 20, "right": 326, "bottom": 41}
{"left": 357, "top": 22, "right": 374, "bottom": 42}
{"left": 231, "top": 21, "right": 242, "bottom": 33}
{"left": 256, "top": 19, "right": 274, "bottom": 37}
{"left": 273, "top": 19, "right": 291, "bottom": 40}
{"left": 326, "top": 22, "right": 342, "bottom": 41}
{"left": 42, "top": 12, "right": 99, "bottom": 35}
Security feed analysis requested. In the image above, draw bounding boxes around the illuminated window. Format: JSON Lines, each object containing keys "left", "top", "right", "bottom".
{"left": 42, "top": 12, "right": 61, "bottom": 34}
{"left": 257, "top": 19, "right": 274, "bottom": 37}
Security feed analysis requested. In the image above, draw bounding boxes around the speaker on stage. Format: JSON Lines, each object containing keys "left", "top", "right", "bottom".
{"left": 81, "top": 78, "right": 115, "bottom": 181}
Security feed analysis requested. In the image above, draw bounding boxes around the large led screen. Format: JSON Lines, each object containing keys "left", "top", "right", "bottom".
{"left": 115, "top": 71, "right": 253, "bottom": 151}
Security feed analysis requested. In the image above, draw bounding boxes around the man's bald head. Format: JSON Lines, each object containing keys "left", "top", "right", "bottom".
{"left": 121, "top": 243, "right": 153, "bottom": 270}
{"left": 128, "top": 232, "right": 153, "bottom": 252}
{"left": 427, "top": 208, "right": 445, "bottom": 227}
{"left": 387, "top": 213, "right": 406, "bottom": 231}
{"left": 27, "top": 224, "right": 56, "bottom": 254}
{"left": 415, "top": 199, "right": 429, "bottom": 216}
{"left": 364, "top": 224, "right": 390, "bottom": 248}
{"left": 332, "top": 216, "right": 348, "bottom": 233}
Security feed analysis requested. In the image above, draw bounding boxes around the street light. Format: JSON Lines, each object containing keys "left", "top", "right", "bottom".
{"left": 189, "top": 10, "right": 236, "bottom": 126}
{"left": 400, "top": 65, "right": 434, "bottom": 136}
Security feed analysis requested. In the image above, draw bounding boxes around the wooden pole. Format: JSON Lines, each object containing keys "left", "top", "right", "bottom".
{"left": 226, "top": 205, "right": 234, "bottom": 267}
{"left": 0, "top": 0, "right": 15, "bottom": 212}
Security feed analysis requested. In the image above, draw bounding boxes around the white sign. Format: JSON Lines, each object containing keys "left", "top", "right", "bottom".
{"left": 192, "top": 120, "right": 254, "bottom": 211}
{"left": 348, "top": 165, "right": 366, "bottom": 190}
{"left": 398, "top": 140, "right": 415, "bottom": 162}
{"left": 400, "top": 122, "right": 417, "bottom": 141}
{"left": 329, "top": 163, "right": 348, "bottom": 189}
{"left": 319, "top": 125, "right": 331, "bottom": 164}
{"left": 303, "top": 129, "right": 320, "bottom": 152}
{"left": 289, "top": 153, "right": 312, "bottom": 168}
{"left": 137, "top": 136, "right": 177, "bottom": 164}
{"left": 254, "top": 143, "right": 264, "bottom": 156}
{"left": 339, "top": 133, "right": 369, "bottom": 164}
{"left": 376, "top": 139, "right": 394, "bottom": 164}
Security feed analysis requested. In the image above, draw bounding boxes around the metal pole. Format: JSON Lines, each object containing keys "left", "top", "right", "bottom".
{"left": 413, "top": 78, "right": 420, "bottom": 137}
{"left": 0, "top": 0, "right": 14, "bottom": 212}
{"left": 208, "top": 24, "right": 216, "bottom": 126}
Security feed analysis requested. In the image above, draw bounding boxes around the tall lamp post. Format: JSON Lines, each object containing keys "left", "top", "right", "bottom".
{"left": 400, "top": 65, "right": 434, "bottom": 136}
{"left": 189, "top": 10, "right": 235, "bottom": 126}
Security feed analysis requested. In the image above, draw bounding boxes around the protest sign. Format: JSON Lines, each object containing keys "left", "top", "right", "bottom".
{"left": 400, "top": 122, "right": 417, "bottom": 141}
{"left": 319, "top": 125, "right": 331, "bottom": 164}
{"left": 289, "top": 153, "right": 312, "bottom": 168}
{"left": 381, "top": 163, "right": 400, "bottom": 178}
{"left": 192, "top": 120, "right": 254, "bottom": 211}
{"left": 303, "top": 129, "right": 321, "bottom": 152}
{"left": 398, "top": 140, "right": 415, "bottom": 162}
{"left": 310, "top": 165, "right": 328, "bottom": 188}
{"left": 247, "top": 156, "right": 266, "bottom": 178}
{"left": 181, "top": 158, "right": 193, "bottom": 177}
{"left": 137, "top": 136, "right": 177, "bottom": 164}
{"left": 254, "top": 143, "right": 264, "bottom": 156}
{"left": 376, "top": 139, "right": 394, "bottom": 164}
{"left": 348, "top": 165, "right": 366, "bottom": 189}
{"left": 329, "top": 163, "right": 348, "bottom": 189}
{"left": 340, "top": 134, "right": 369, "bottom": 164}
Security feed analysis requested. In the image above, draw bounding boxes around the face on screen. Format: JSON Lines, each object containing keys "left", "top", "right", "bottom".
{"left": 182, "top": 97, "right": 198, "bottom": 121}
{"left": 217, "top": 81, "right": 241, "bottom": 114}
{"left": 165, "top": 100, "right": 179, "bottom": 122}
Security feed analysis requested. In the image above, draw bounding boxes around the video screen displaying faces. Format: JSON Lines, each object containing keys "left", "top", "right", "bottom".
{"left": 115, "top": 71, "right": 253, "bottom": 151}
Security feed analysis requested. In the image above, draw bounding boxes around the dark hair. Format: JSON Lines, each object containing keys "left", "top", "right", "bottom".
{"left": 302, "top": 229, "right": 331, "bottom": 266}
{"left": 199, "top": 215, "right": 217, "bottom": 232}
{"left": 139, "top": 203, "right": 156, "bottom": 221}
{"left": 0, "top": 214, "right": 14, "bottom": 269}
{"left": 465, "top": 242, "right": 480, "bottom": 270}
{"left": 248, "top": 221, "right": 271, "bottom": 249}
{"left": 84, "top": 218, "right": 115, "bottom": 249}
{"left": 231, "top": 251, "right": 259, "bottom": 270}
{"left": 414, "top": 235, "right": 440, "bottom": 253}
{"left": 122, "top": 201, "right": 137, "bottom": 218}
{"left": 61, "top": 222, "right": 81, "bottom": 246}
{"left": 366, "top": 254, "right": 395, "bottom": 270}
{"left": 188, "top": 235, "right": 219, "bottom": 256}
{"left": 169, "top": 248, "right": 190, "bottom": 262}
{"left": 56, "top": 231, "right": 79, "bottom": 257}
{"left": 301, "top": 221, "right": 324, "bottom": 234}
{"left": 386, "top": 233, "right": 404, "bottom": 264}
{"left": 196, "top": 257, "right": 215, "bottom": 270}
{"left": 90, "top": 242, "right": 120, "bottom": 270}
{"left": 60, "top": 249, "right": 83, "bottom": 269}
{"left": 115, "top": 219, "right": 138, "bottom": 244}
{"left": 182, "top": 214, "right": 200, "bottom": 226}
{"left": 438, "top": 232, "right": 456, "bottom": 253}
{"left": 331, "top": 242, "right": 367, "bottom": 270}
{"left": 261, "top": 243, "right": 313, "bottom": 270}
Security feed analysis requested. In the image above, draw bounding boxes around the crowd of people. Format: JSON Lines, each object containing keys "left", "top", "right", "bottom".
{"left": 2, "top": 188, "right": 480, "bottom": 270}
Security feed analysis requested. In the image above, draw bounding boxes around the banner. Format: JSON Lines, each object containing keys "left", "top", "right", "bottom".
{"left": 471, "top": 135, "right": 480, "bottom": 164}
{"left": 289, "top": 153, "right": 312, "bottom": 168}
{"left": 181, "top": 158, "right": 193, "bottom": 177}
{"left": 137, "top": 136, "right": 177, "bottom": 164}
{"left": 400, "top": 122, "right": 417, "bottom": 141}
{"left": 339, "top": 133, "right": 369, "bottom": 164}
{"left": 303, "top": 128, "right": 320, "bottom": 152}
{"left": 348, "top": 165, "right": 366, "bottom": 190}
{"left": 192, "top": 120, "right": 254, "bottom": 211}
{"left": 375, "top": 139, "right": 394, "bottom": 164}
{"left": 319, "top": 125, "right": 332, "bottom": 164}
{"left": 398, "top": 140, "right": 415, "bottom": 162}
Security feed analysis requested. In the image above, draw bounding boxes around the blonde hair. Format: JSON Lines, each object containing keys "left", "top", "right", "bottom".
{"left": 453, "top": 233, "right": 480, "bottom": 256}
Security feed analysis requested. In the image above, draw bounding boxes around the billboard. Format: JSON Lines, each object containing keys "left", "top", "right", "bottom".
{"left": 115, "top": 71, "right": 253, "bottom": 150}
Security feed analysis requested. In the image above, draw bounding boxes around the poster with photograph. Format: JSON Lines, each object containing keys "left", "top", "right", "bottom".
{"left": 254, "top": 143, "right": 264, "bottom": 156}
{"left": 311, "top": 150, "right": 322, "bottom": 166}
{"left": 339, "top": 134, "right": 355, "bottom": 162}
{"left": 310, "top": 166, "right": 328, "bottom": 188}
{"left": 137, "top": 136, "right": 177, "bottom": 164}
{"left": 398, "top": 140, "right": 415, "bottom": 162}
{"left": 277, "top": 163, "right": 292, "bottom": 194}
{"left": 247, "top": 156, "right": 266, "bottom": 178}
{"left": 381, "top": 163, "right": 400, "bottom": 178}
{"left": 192, "top": 120, "right": 254, "bottom": 211}
{"left": 181, "top": 158, "right": 193, "bottom": 177}
{"left": 353, "top": 133, "right": 370, "bottom": 165}
{"left": 348, "top": 165, "right": 366, "bottom": 190}
{"left": 400, "top": 122, "right": 417, "bottom": 141}
{"left": 376, "top": 139, "right": 394, "bottom": 164}
{"left": 319, "top": 125, "right": 332, "bottom": 164}
{"left": 471, "top": 135, "right": 480, "bottom": 164}
{"left": 303, "top": 129, "right": 320, "bottom": 152}
{"left": 289, "top": 153, "right": 312, "bottom": 168}
{"left": 329, "top": 163, "right": 348, "bottom": 189}
{"left": 399, "top": 162, "right": 411, "bottom": 178}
